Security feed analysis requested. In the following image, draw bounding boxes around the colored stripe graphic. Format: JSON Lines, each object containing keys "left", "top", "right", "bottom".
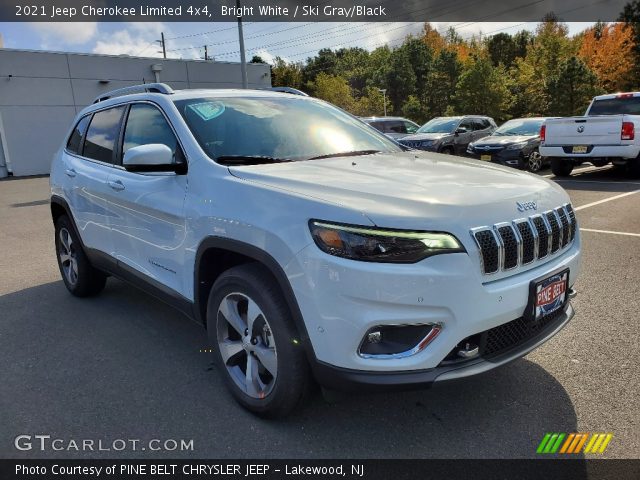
{"left": 559, "top": 434, "right": 575, "bottom": 453}
{"left": 537, "top": 433, "right": 552, "bottom": 453}
{"left": 537, "top": 433, "right": 613, "bottom": 454}
{"left": 573, "top": 434, "right": 589, "bottom": 454}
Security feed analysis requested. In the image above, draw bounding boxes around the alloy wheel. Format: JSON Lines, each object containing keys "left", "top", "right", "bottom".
{"left": 216, "top": 292, "right": 277, "bottom": 399}
{"left": 58, "top": 227, "right": 78, "bottom": 285}
{"left": 528, "top": 151, "right": 543, "bottom": 172}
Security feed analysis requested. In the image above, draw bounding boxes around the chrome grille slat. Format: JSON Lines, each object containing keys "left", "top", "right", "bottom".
{"left": 471, "top": 204, "right": 577, "bottom": 275}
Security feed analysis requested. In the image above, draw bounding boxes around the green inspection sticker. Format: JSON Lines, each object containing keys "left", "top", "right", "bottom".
{"left": 187, "top": 101, "right": 225, "bottom": 121}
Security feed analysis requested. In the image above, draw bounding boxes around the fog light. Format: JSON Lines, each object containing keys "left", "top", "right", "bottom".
{"left": 359, "top": 323, "right": 442, "bottom": 359}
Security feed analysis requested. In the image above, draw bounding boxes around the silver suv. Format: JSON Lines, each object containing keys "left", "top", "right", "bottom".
{"left": 399, "top": 116, "right": 496, "bottom": 155}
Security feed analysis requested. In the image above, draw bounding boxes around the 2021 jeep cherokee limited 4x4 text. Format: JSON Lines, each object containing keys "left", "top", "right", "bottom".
{"left": 50, "top": 83, "right": 581, "bottom": 417}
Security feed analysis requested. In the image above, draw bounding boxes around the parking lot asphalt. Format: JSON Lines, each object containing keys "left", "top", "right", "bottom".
{"left": 0, "top": 166, "right": 638, "bottom": 459}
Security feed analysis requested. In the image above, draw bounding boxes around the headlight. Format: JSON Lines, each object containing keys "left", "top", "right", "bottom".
{"left": 309, "top": 221, "right": 464, "bottom": 263}
{"left": 467, "top": 143, "right": 475, "bottom": 152}
{"left": 506, "top": 141, "right": 529, "bottom": 150}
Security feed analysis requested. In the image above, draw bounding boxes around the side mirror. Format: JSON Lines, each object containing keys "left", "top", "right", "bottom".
{"left": 123, "top": 144, "right": 186, "bottom": 174}
{"left": 455, "top": 127, "right": 468, "bottom": 135}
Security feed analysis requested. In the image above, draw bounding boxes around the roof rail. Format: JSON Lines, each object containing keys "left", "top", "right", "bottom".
{"left": 268, "top": 86, "right": 309, "bottom": 96}
{"left": 93, "top": 83, "right": 174, "bottom": 103}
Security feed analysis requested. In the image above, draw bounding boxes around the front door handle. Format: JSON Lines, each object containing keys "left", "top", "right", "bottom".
{"left": 65, "top": 168, "right": 77, "bottom": 178}
{"left": 108, "top": 180, "right": 125, "bottom": 191}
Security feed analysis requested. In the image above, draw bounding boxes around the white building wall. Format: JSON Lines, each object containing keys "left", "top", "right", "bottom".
{"left": 0, "top": 49, "right": 271, "bottom": 177}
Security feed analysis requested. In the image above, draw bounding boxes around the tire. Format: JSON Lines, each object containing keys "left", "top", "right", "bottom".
{"left": 440, "top": 146, "right": 454, "bottom": 155}
{"left": 527, "top": 150, "right": 543, "bottom": 173}
{"left": 54, "top": 215, "right": 107, "bottom": 297}
{"left": 628, "top": 158, "right": 640, "bottom": 178}
{"left": 207, "top": 263, "right": 310, "bottom": 418}
{"left": 550, "top": 158, "right": 574, "bottom": 177}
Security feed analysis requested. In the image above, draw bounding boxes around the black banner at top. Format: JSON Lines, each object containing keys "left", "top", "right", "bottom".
{"left": 1, "top": 0, "right": 634, "bottom": 22}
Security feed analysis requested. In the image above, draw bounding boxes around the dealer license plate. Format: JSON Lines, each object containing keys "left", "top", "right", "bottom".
{"left": 533, "top": 270, "right": 569, "bottom": 320}
{"left": 481, "top": 154, "right": 492, "bottom": 161}
{"left": 572, "top": 145, "right": 588, "bottom": 154}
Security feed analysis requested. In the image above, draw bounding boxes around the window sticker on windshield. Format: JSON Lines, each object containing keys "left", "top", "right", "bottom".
{"left": 187, "top": 102, "right": 225, "bottom": 121}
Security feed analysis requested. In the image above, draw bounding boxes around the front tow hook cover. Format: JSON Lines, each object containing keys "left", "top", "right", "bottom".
{"left": 458, "top": 343, "right": 480, "bottom": 359}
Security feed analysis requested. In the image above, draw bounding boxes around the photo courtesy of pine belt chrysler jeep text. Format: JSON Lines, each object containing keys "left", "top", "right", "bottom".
{"left": 50, "top": 83, "right": 581, "bottom": 417}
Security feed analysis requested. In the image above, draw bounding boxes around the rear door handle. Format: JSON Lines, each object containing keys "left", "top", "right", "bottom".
{"left": 65, "top": 168, "right": 77, "bottom": 178}
{"left": 108, "top": 180, "right": 125, "bottom": 191}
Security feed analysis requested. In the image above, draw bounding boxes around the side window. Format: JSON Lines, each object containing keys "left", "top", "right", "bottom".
{"left": 478, "top": 119, "right": 491, "bottom": 130}
{"left": 459, "top": 119, "right": 474, "bottom": 131}
{"left": 387, "top": 121, "right": 407, "bottom": 134}
{"left": 123, "top": 104, "right": 177, "bottom": 159}
{"left": 83, "top": 106, "right": 125, "bottom": 163}
{"left": 404, "top": 121, "right": 418, "bottom": 134}
{"left": 66, "top": 116, "right": 91, "bottom": 154}
{"left": 369, "top": 121, "right": 384, "bottom": 133}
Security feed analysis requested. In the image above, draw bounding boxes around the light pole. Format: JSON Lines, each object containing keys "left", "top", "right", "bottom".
{"left": 378, "top": 88, "right": 387, "bottom": 117}
{"left": 236, "top": 0, "right": 248, "bottom": 89}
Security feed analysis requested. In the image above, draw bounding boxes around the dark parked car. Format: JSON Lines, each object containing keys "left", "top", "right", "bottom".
{"left": 466, "top": 117, "right": 551, "bottom": 172}
{"left": 360, "top": 116, "right": 420, "bottom": 140}
{"left": 398, "top": 116, "right": 496, "bottom": 155}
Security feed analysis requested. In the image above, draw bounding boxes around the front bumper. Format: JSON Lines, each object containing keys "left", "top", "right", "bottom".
{"left": 285, "top": 237, "right": 581, "bottom": 375}
{"left": 467, "top": 148, "right": 528, "bottom": 168}
{"left": 311, "top": 302, "right": 574, "bottom": 391}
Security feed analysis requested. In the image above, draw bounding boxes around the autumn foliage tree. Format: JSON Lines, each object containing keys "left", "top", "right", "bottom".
{"left": 579, "top": 22, "right": 635, "bottom": 91}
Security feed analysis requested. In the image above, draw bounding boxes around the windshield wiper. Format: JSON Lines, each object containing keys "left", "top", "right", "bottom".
{"left": 216, "top": 155, "right": 292, "bottom": 166}
{"left": 308, "top": 150, "right": 381, "bottom": 160}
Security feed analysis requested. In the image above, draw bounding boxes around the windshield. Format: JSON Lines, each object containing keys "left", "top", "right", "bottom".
{"left": 588, "top": 97, "right": 640, "bottom": 115}
{"left": 492, "top": 119, "right": 543, "bottom": 136}
{"left": 416, "top": 117, "right": 460, "bottom": 134}
{"left": 174, "top": 96, "right": 401, "bottom": 164}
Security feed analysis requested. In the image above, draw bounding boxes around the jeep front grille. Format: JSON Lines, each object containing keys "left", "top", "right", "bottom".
{"left": 471, "top": 204, "right": 577, "bottom": 275}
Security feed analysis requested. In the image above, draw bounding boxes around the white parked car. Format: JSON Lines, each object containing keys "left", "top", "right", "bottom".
{"left": 540, "top": 92, "right": 640, "bottom": 177}
{"left": 50, "top": 84, "right": 581, "bottom": 417}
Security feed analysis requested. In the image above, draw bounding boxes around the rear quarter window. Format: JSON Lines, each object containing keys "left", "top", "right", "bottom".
{"left": 82, "top": 106, "right": 125, "bottom": 163}
{"left": 66, "top": 116, "right": 90, "bottom": 154}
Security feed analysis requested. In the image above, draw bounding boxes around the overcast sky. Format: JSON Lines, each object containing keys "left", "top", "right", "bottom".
{"left": 0, "top": 22, "right": 594, "bottom": 63}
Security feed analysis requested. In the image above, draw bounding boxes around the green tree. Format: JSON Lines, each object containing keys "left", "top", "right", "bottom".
{"left": 271, "top": 57, "right": 303, "bottom": 89}
{"left": 401, "top": 36, "right": 433, "bottom": 99}
{"left": 250, "top": 55, "right": 265, "bottom": 63}
{"left": 547, "top": 56, "right": 602, "bottom": 116}
{"left": 450, "top": 55, "right": 511, "bottom": 121}
{"left": 487, "top": 33, "right": 517, "bottom": 67}
{"left": 401, "top": 95, "right": 425, "bottom": 123}
{"left": 508, "top": 57, "right": 550, "bottom": 117}
{"left": 385, "top": 48, "right": 417, "bottom": 115}
{"left": 303, "top": 48, "right": 338, "bottom": 84}
{"left": 354, "top": 86, "right": 389, "bottom": 117}
{"left": 424, "top": 49, "right": 461, "bottom": 117}
{"left": 309, "top": 73, "right": 357, "bottom": 111}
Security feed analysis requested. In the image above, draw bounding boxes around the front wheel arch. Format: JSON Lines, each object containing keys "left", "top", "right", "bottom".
{"left": 194, "top": 237, "right": 311, "bottom": 349}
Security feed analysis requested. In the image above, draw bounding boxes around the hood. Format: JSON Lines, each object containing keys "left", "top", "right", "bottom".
{"left": 473, "top": 135, "right": 538, "bottom": 146}
{"left": 400, "top": 132, "right": 450, "bottom": 142}
{"left": 228, "top": 151, "right": 568, "bottom": 231}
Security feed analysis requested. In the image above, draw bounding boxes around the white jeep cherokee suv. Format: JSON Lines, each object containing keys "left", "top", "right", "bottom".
{"left": 50, "top": 84, "right": 581, "bottom": 417}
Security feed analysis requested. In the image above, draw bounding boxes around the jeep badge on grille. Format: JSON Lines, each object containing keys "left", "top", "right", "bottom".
{"left": 517, "top": 201, "right": 537, "bottom": 212}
